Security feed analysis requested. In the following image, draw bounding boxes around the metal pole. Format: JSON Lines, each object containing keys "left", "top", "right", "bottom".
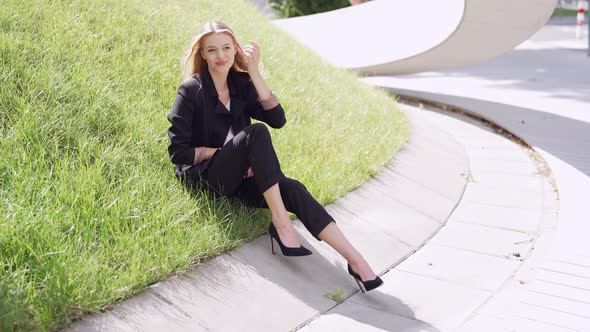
{"left": 577, "top": 0, "right": 583, "bottom": 39}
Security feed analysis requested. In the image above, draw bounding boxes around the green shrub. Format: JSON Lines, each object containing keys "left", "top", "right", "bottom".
{"left": 268, "top": 0, "right": 350, "bottom": 18}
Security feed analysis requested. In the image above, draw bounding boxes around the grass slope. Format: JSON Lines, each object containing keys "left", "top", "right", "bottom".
{"left": 0, "top": 0, "right": 409, "bottom": 330}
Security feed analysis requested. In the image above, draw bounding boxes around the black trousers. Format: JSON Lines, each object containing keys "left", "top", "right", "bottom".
{"left": 178, "top": 123, "right": 334, "bottom": 241}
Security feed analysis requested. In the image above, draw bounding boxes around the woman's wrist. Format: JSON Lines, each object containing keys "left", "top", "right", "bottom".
{"left": 249, "top": 73, "right": 272, "bottom": 101}
{"left": 248, "top": 70, "right": 262, "bottom": 79}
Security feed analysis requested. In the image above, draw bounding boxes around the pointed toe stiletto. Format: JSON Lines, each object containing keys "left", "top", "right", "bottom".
{"left": 348, "top": 264, "right": 384, "bottom": 293}
{"left": 268, "top": 223, "right": 312, "bottom": 257}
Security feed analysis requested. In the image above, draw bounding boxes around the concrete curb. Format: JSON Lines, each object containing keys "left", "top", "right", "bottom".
{"left": 64, "top": 100, "right": 559, "bottom": 331}
{"left": 64, "top": 105, "right": 471, "bottom": 332}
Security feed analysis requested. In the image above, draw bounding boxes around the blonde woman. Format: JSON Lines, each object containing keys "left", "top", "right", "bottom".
{"left": 166, "top": 21, "right": 383, "bottom": 292}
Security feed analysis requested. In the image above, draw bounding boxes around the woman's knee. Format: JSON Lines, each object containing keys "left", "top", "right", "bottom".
{"left": 279, "top": 178, "right": 307, "bottom": 195}
{"left": 248, "top": 123, "right": 271, "bottom": 141}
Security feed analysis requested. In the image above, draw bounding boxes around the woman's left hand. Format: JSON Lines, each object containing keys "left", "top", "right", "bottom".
{"left": 242, "top": 41, "right": 261, "bottom": 74}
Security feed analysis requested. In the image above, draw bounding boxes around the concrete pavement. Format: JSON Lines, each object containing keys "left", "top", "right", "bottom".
{"left": 364, "top": 19, "right": 590, "bottom": 332}
{"left": 273, "top": 0, "right": 557, "bottom": 75}
{"left": 62, "top": 11, "right": 583, "bottom": 332}
{"left": 64, "top": 101, "right": 557, "bottom": 331}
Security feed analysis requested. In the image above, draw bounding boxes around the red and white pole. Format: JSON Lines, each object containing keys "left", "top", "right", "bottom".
{"left": 577, "top": 0, "right": 586, "bottom": 39}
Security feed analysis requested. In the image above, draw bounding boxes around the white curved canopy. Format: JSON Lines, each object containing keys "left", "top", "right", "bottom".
{"left": 273, "top": 0, "right": 558, "bottom": 76}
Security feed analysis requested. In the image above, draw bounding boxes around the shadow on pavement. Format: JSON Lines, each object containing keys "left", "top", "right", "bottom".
{"left": 415, "top": 48, "right": 590, "bottom": 105}
{"left": 228, "top": 231, "right": 442, "bottom": 331}
{"left": 387, "top": 87, "right": 590, "bottom": 177}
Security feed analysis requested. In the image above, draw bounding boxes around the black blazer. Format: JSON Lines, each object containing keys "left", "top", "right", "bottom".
{"left": 167, "top": 68, "right": 286, "bottom": 175}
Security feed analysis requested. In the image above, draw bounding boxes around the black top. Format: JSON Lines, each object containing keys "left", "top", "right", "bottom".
{"left": 166, "top": 68, "right": 286, "bottom": 174}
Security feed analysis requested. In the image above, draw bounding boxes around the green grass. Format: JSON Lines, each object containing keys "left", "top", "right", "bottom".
{"left": 0, "top": 0, "right": 409, "bottom": 331}
{"left": 552, "top": 8, "right": 583, "bottom": 16}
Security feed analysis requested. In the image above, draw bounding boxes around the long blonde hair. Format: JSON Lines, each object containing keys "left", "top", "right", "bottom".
{"left": 181, "top": 21, "right": 248, "bottom": 81}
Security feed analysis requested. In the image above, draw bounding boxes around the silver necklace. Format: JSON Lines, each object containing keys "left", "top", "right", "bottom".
{"left": 217, "top": 85, "right": 228, "bottom": 95}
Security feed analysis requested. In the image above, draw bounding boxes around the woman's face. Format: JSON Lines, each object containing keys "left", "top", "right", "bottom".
{"left": 201, "top": 32, "right": 237, "bottom": 74}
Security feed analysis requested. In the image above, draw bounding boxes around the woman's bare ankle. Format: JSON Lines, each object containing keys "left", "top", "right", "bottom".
{"left": 349, "top": 258, "right": 377, "bottom": 281}
{"left": 271, "top": 217, "right": 300, "bottom": 247}
{"left": 271, "top": 213, "right": 291, "bottom": 228}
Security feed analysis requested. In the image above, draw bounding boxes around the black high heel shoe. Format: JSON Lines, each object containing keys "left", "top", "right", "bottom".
{"left": 268, "top": 223, "right": 312, "bottom": 257}
{"left": 348, "top": 264, "right": 383, "bottom": 293}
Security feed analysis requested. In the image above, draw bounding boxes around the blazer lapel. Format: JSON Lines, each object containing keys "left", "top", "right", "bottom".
{"left": 229, "top": 97, "right": 246, "bottom": 132}
{"left": 213, "top": 99, "right": 232, "bottom": 115}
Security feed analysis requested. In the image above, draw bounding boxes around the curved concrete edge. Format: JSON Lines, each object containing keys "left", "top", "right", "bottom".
{"left": 376, "top": 95, "right": 560, "bottom": 332}
{"left": 392, "top": 93, "right": 559, "bottom": 194}
{"left": 359, "top": 0, "right": 558, "bottom": 76}
{"left": 273, "top": 0, "right": 557, "bottom": 76}
{"left": 367, "top": 68, "right": 590, "bottom": 329}
{"left": 340, "top": 102, "right": 559, "bottom": 332}
{"left": 63, "top": 106, "right": 470, "bottom": 331}
{"left": 390, "top": 93, "right": 561, "bottom": 277}
{"left": 393, "top": 95, "right": 561, "bottom": 276}
{"left": 273, "top": 0, "right": 464, "bottom": 69}
{"left": 62, "top": 99, "right": 558, "bottom": 331}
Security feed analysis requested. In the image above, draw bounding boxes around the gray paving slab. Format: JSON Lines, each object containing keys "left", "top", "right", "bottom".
{"left": 522, "top": 291, "right": 590, "bottom": 318}
{"left": 403, "top": 129, "right": 466, "bottom": 162}
{"left": 396, "top": 244, "right": 521, "bottom": 292}
{"left": 348, "top": 17, "right": 589, "bottom": 332}
{"left": 298, "top": 301, "right": 440, "bottom": 332}
{"left": 388, "top": 142, "right": 467, "bottom": 178}
{"left": 545, "top": 253, "right": 590, "bottom": 268}
{"left": 306, "top": 210, "right": 414, "bottom": 274}
{"left": 535, "top": 268, "right": 590, "bottom": 290}
{"left": 385, "top": 154, "right": 467, "bottom": 201}
{"left": 320, "top": 206, "right": 414, "bottom": 269}
{"left": 334, "top": 179, "right": 442, "bottom": 224}
{"left": 468, "top": 158, "right": 540, "bottom": 176}
{"left": 480, "top": 289, "right": 590, "bottom": 332}
{"left": 150, "top": 253, "right": 318, "bottom": 332}
{"left": 406, "top": 112, "right": 469, "bottom": 161}
{"left": 430, "top": 222, "right": 535, "bottom": 259}
{"left": 328, "top": 200, "right": 441, "bottom": 248}
{"left": 65, "top": 101, "right": 471, "bottom": 332}
{"left": 457, "top": 313, "right": 581, "bottom": 332}
{"left": 368, "top": 171, "right": 458, "bottom": 222}
{"left": 449, "top": 201, "right": 542, "bottom": 233}
{"left": 384, "top": 106, "right": 552, "bottom": 331}
{"left": 65, "top": 289, "right": 206, "bottom": 332}
{"left": 541, "top": 260, "right": 590, "bottom": 279}
{"left": 65, "top": 312, "right": 138, "bottom": 332}
{"left": 399, "top": 106, "right": 566, "bottom": 332}
{"left": 501, "top": 317, "right": 584, "bottom": 332}
{"left": 348, "top": 270, "right": 491, "bottom": 331}
{"left": 227, "top": 231, "right": 352, "bottom": 310}
{"left": 324, "top": 109, "right": 469, "bottom": 232}
{"left": 469, "top": 172, "right": 544, "bottom": 191}
{"left": 295, "top": 104, "right": 547, "bottom": 331}
{"left": 527, "top": 278, "right": 590, "bottom": 304}
{"left": 454, "top": 314, "right": 505, "bottom": 332}
{"left": 461, "top": 182, "right": 543, "bottom": 210}
{"left": 466, "top": 145, "right": 536, "bottom": 163}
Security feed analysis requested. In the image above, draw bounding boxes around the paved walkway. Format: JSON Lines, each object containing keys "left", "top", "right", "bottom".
{"left": 364, "top": 20, "right": 590, "bottom": 332}
{"left": 63, "top": 16, "right": 585, "bottom": 332}
{"left": 64, "top": 102, "right": 556, "bottom": 331}
{"left": 301, "top": 105, "right": 557, "bottom": 332}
